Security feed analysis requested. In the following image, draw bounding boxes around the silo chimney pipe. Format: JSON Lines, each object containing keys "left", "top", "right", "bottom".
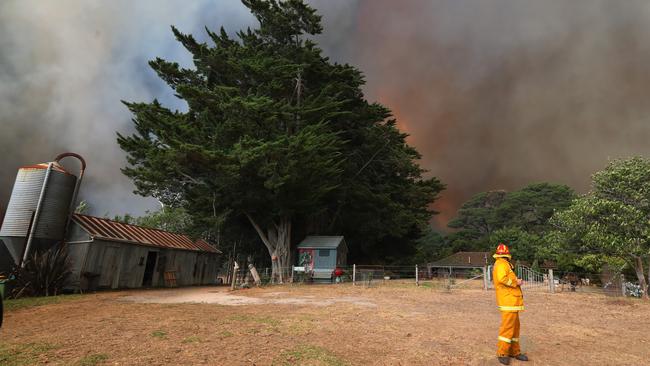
{"left": 55, "top": 153, "right": 86, "bottom": 242}
{"left": 20, "top": 163, "right": 54, "bottom": 267}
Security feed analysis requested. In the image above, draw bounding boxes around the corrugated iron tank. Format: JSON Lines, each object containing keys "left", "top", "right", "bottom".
{"left": 0, "top": 154, "right": 84, "bottom": 269}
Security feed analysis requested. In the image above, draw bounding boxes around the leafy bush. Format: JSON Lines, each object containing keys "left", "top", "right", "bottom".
{"left": 10, "top": 245, "right": 72, "bottom": 298}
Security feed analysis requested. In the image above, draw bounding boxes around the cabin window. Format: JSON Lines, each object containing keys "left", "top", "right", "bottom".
{"left": 319, "top": 249, "right": 330, "bottom": 257}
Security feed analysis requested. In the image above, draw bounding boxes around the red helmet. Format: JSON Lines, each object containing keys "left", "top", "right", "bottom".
{"left": 496, "top": 243, "right": 510, "bottom": 256}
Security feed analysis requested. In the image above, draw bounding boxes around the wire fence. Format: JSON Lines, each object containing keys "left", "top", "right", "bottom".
{"left": 224, "top": 263, "right": 643, "bottom": 298}
{"left": 229, "top": 266, "right": 294, "bottom": 288}
{"left": 227, "top": 264, "right": 481, "bottom": 289}
{"left": 550, "top": 270, "right": 633, "bottom": 297}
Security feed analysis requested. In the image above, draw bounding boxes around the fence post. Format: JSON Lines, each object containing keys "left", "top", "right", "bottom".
{"left": 415, "top": 264, "right": 419, "bottom": 286}
{"left": 482, "top": 266, "right": 488, "bottom": 290}
{"left": 353, "top": 264, "right": 356, "bottom": 286}
{"left": 486, "top": 265, "right": 491, "bottom": 285}
{"left": 548, "top": 269, "right": 555, "bottom": 293}
{"left": 231, "top": 261, "right": 239, "bottom": 290}
{"left": 621, "top": 274, "right": 626, "bottom": 297}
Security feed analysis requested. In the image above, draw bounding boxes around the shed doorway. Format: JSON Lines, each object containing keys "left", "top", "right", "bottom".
{"left": 142, "top": 251, "right": 158, "bottom": 287}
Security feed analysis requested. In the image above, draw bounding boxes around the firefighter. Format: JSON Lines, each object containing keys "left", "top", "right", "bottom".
{"left": 493, "top": 243, "right": 529, "bottom": 365}
{"left": 0, "top": 274, "right": 4, "bottom": 328}
{"left": 0, "top": 286, "right": 3, "bottom": 328}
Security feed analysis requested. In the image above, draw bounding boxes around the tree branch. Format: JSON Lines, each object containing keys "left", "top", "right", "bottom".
{"left": 245, "top": 212, "right": 275, "bottom": 254}
{"left": 178, "top": 171, "right": 208, "bottom": 186}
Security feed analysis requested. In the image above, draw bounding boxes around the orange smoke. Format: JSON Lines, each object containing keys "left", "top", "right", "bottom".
{"left": 349, "top": 0, "right": 650, "bottom": 231}
{"left": 430, "top": 189, "right": 463, "bottom": 229}
{"left": 355, "top": 0, "right": 463, "bottom": 228}
{"left": 374, "top": 88, "right": 411, "bottom": 136}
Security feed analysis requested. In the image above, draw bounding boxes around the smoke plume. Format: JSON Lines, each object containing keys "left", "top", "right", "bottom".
{"left": 3, "top": 0, "right": 650, "bottom": 229}
{"left": 346, "top": 0, "right": 650, "bottom": 227}
{"left": 0, "top": 0, "right": 255, "bottom": 217}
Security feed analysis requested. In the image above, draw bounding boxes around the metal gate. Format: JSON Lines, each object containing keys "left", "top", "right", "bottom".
{"left": 487, "top": 265, "right": 548, "bottom": 292}
{"left": 516, "top": 265, "right": 547, "bottom": 292}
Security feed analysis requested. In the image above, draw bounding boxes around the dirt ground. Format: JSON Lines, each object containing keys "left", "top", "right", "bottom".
{"left": 1, "top": 282, "right": 649, "bottom": 366}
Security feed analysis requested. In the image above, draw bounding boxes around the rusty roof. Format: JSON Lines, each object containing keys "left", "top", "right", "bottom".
{"left": 21, "top": 162, "right": 74, "bottom": 176}
{"left": 72, "top": 214, "right": 221, "bottom": 254}
{"left": 428, "top": 251, "right": 494, "bottom": 268}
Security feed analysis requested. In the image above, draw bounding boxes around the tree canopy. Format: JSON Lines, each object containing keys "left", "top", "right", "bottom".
{"left": 113, "top": 207, "right": 193, "bottom": 235}
{"left": 446, "top": 183, "right": 575, "bottom": 258}
{"left": 117, "top": 0, "right": 443, "bottom": 278}
{"left": 495, "top": 183, "right": 575, "bottom": 234}
{"left": 549, "top": 157, "right": 650, "bottom": 298}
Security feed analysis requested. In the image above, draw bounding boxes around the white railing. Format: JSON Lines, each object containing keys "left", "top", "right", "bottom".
{"left": 487, "top": 265, "right": 551, "bottom": 292}
{"left": 516, "top": 265, "right": 547, "bottom": 291}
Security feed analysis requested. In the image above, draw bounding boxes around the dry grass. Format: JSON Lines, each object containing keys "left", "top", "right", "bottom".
{"left": 75, "top": 353, "right": 109, "bottom": 366}
{"left": 1, "top": 284, "right": 648, "bottom": 365}
{"left": 3, "top": 294, "right": 83, "bottom": 311}
{"left": 0, "top": 342, "right": 60, "bottom": 366}
{"left": 274, "top": 345, "right": 349, "bottom": 366}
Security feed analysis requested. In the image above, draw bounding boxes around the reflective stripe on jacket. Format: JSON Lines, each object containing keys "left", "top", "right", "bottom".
{"left": 493, "top": 258, "right": 524, "bottom": 312}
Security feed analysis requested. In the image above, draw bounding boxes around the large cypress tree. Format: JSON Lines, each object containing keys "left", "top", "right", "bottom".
{"left": 118, "top": 0, "right": 443, "bottom": 281}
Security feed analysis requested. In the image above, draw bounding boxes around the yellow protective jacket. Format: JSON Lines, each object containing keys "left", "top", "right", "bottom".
{"left": 493, "top": 257, "right": 524, "bottom": 312}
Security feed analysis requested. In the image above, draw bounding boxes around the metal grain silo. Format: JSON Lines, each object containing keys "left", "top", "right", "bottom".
{"left": 0, "top": 153, "right": 85, "bottom": 269}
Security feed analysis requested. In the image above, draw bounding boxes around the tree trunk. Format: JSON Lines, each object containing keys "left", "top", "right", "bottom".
{"left": 268, "top": 218, "right": 291, "bottom": 284}
{"left": 647, "top": 256, "right": 650, "bottom": 299}
{"left": 245, "top": 214, "right": 292, "bottom": 284}
{"left": 632, "top": 256, "right": 649, "bottom": 299}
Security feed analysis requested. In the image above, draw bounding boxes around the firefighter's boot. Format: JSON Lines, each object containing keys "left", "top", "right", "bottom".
{"left": 497, "top": 356, "right": 510, "bottom": 365}
{"left": 513, "top": 354, "right": 528, "bottom": 361}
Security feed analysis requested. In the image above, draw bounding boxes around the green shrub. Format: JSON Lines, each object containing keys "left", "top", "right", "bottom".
{"left": 10, "top": 245, "right": 72, "bottom": 298}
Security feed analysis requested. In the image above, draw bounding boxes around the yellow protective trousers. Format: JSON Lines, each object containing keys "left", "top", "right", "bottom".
{"left": 497, "top": 311, "right": 521, "bottom": 357}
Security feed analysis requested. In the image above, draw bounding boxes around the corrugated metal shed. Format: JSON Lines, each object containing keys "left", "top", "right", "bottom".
{"left": 66, "top": 215, "right": 222, "bottom": 291}
{"left": 297, "top": 236, "right": 346, "bottom": 249}
{"left": 72, "top": 214, "right": 220, "bottom": 254}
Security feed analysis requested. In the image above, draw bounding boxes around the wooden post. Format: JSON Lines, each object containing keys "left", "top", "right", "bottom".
{"left": 621, "top": 274, "right": 626, "bottom": 297}
{"left": 482, "top": 266, "right": 488, "bottom": 291}
{"left": 548, "top": 269, "right": 555, "bottom": 293}
{"left": 249, "top": 264, "right": 261, "bottom": 287}
{"left": 231, "top": 261, "right": 239, "bottom": 290}
{"left": 226, "top": 257, "right": 232, "bottom": 286}
{"left": 353, "top": 264, "right": 356, "bottom": 286}
{"left": 415, "top": 264, "right": 419, "bottom": 286}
